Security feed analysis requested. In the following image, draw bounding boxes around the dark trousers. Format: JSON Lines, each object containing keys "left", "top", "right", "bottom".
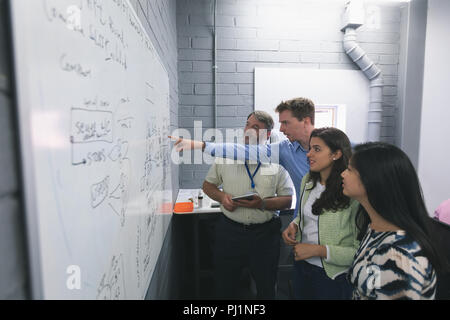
{"left": 213, "top": 214, "right": 281, "bottom": 300}
{"left": 293, "top": 260, "right": 353, "bottom": 300}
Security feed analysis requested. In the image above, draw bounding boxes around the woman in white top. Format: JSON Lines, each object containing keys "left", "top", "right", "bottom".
{"left": 282, "top": 127, "right": 360, "bottom": 300}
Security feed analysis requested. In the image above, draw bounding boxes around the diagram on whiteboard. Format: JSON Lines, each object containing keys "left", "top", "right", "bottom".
{"left": 11, "top": 0, "right": 173, "bottom": 299}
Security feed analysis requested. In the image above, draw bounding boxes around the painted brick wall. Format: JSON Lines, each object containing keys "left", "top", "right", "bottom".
{"left": 177, "top": 0, "right": 403, "bottom": 188}
{"left": 0, "top": 0, "right": 178, "bottom": 299}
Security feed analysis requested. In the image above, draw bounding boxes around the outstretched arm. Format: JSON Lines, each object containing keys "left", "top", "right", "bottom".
{"left": 169, "top": 136, "right": 279, "bottom": 164}
{"left": 169, "top": 136, "right": 205, "bottom": 152}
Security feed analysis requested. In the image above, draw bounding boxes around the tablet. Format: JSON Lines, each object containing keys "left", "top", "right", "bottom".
{"left": 232, "top": 192, "right": 258, "bottom": 201}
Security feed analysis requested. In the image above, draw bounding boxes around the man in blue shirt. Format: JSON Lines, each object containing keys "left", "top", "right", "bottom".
{"left": 171, "top": 97, "right": 316, "bottom": 219}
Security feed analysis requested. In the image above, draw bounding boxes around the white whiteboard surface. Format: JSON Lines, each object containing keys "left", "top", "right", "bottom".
{"left": 11, "top": 0, "right": 172, "bottom": 299}
{"left": 255, "top": 68, "right": 370, "bottom": 143}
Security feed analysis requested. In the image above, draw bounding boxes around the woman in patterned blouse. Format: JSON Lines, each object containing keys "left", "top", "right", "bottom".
{"left": 341, "top": 142, "right": 444, "bottom": 300}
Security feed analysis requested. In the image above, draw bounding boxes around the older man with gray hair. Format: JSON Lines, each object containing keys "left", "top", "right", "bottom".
{"left": 203, "top": 110, "right": 293, "bottom": 300}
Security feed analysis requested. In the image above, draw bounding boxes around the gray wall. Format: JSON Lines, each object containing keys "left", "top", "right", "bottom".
{"left": 398, "top": 0, "right": 428, "bottom": 169}
{"left": 0, "top": 0, "right": 179, "bottom": 299}
{"left": 418, "top": 0, "right": 450, "bottom": 215}
{"left": 0, "top": 0, "right": 29, "bottom": 300}
{"left": 177, "top": 0, "right": 405, "bottom": 188}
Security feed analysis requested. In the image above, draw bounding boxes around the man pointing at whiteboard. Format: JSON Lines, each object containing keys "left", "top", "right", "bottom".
{"left": 171, "top": 97, "right": 316, "bottom": 221}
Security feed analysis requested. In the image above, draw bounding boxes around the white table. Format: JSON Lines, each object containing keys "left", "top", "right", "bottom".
{"left": 174, "top": 188, "right": 222, "bottom": 214}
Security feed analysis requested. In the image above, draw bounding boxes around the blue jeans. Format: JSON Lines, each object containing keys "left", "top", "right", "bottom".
{"left": 293, "top": 260, "right": 353, "bottom": 300}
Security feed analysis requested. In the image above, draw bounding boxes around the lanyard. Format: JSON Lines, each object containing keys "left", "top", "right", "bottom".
{"left": 244, "top": 162, "right": 261, "bottom": 189}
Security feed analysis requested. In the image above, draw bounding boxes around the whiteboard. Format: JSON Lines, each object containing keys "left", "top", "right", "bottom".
{"left": 10, "top": 0, "right": 172, "bottom": 299}
{"left": 255, "top": 68, "right": 370, "bottom": 144}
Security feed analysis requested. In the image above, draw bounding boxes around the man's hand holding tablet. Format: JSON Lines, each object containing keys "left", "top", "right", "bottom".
{"left": 231, "top": 193, "right": 264, "bottom": 209}
{"left": 231, "top": 192, "right": 258, "bottom": 201}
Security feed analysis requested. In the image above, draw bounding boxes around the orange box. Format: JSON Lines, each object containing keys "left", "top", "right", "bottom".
{"left": 173, "top": 202, "right": 194, "bottom": 213}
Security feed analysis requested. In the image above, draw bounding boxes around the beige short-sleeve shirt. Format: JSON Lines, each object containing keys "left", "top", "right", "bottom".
{"left": 205, "top": 159, "right": 293, "bottom": 225}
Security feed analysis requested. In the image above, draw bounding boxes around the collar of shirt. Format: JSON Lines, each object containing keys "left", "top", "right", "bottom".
{"left": 290, "top": 140, "right": 308, "bottom": 153}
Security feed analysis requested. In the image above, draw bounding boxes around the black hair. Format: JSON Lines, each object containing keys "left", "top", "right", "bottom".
{"left": 351, "top": 142, "right": 446, "bottom": 273}
{"left": 308, "top": 127, "right": 352, "bottom": 215}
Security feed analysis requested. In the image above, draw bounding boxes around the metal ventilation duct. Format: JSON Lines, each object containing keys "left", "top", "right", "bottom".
{"left": 342, "top": 1, "right": 384, "bottom": 141}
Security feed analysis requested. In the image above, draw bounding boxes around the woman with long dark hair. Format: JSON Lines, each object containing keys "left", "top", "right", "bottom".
{"left": 342, "top": 142, "right": 444, "bottom": 299}
{"left": 282, "top": 127, "right": 359, "bottom": 299}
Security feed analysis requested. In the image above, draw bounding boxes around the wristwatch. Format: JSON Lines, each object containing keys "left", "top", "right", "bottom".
{"left": 260, "top": 199, "right": 266, "bottom": 211}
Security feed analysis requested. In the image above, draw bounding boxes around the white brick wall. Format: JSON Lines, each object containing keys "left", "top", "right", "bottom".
{"left": 177, "top": 0, "right": 404, "bottom": 188}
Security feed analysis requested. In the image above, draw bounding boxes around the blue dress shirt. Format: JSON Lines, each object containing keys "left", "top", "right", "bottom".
{"left": 204, "top": 139, "right": 309, "bottom": 218}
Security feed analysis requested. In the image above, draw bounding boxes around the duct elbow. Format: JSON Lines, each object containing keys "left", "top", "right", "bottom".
{"left": 343, "top": 40, "right": 356, "bottom": 58}
{"left": 342, "top": 27, "right": 384, "bottom": 142}
{"left": 371, "top": 74, "right": 384, "bottom": 87}
{"left": 343, "top": 28, "right": 382, "bottom": 81}
{"left": 343, "top": 40, "right": 356, "bottom": 55}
